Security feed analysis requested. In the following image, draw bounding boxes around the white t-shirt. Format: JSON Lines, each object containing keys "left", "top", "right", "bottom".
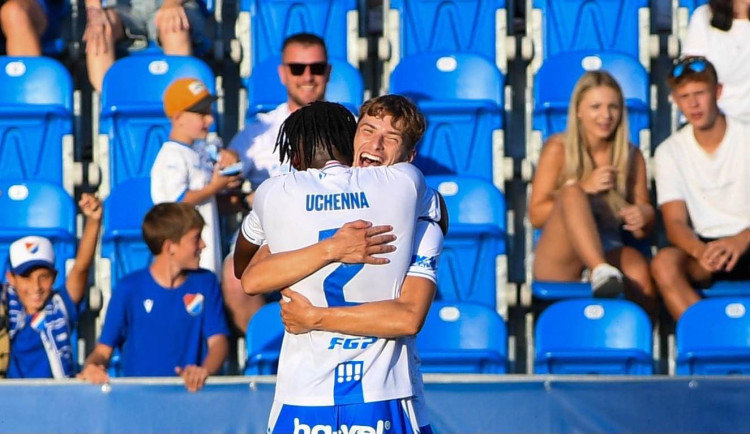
{"left": 228, "top": 103, "right": 293, "bottom": 189}
{"left": 248, "top": 161, "right": 440, "bottom": 406}
{"left": 683, "top": 5, "right": 750, "bottom": 123}
{"left": 654, "top": 117, "right": 750, "bottom": 238}
{"left": 150, "top": 140, "right": 222, "bottom": 273}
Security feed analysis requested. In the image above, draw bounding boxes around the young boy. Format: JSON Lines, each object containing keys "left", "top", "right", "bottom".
{"left": 78, "top": 202, "right": 229, "bottom": 392}
{"left": 4, "top": 193, "right": 102, "bottom": 378}
{"left": 150, "top": 77, "right": 242, "bottom": 274}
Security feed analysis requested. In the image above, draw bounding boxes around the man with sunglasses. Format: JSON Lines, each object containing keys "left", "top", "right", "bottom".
{"left": 651, "top": 56, "right": 750, "bottom": 321}
{"left": 222, "top": 33, "right": 332, "bottom": 334}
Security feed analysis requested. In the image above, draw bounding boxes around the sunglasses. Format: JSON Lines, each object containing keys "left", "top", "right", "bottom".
{"left": 285, "top": 62, "right": 328, "bottom": 76}
{"left": 671, "top": 57, "right": 707, "bottom": 79}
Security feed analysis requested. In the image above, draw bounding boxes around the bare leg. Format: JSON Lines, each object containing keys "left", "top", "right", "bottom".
{"left": 534, "top": 184, "right": 608, "bottom": 281}
{"left": 221, "top": 253, "right": 265, "bottom": 334}
{"left": 651, "top": 247, "right": 709, "bottom": 321}
{"left": 159, "top": 25, "right": 191, "bottom": 55}
{"left": 1, "top": 0, "right": 46, "bottom": 56}
{"left": 607, "top": 246, "right": 658, "bottom": 320}
{"left": 86, "top": 9, "right": 123, "bottom": 92}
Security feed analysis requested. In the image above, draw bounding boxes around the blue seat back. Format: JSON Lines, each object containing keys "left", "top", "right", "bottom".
{"left": 390, "top": 52, "right": 504, "bottom": 181}
{"left": 243, "top": 56, "right": 363, "bottom": 118}
{"left": 0, "top": 58, "right": 73, "bottom": 187}
{"left": 533, "top": 0, "right": 647, "bottom": 61}
{"left": 389, "top": 0, "right": 506, "bottom": 63}
{"left": 427, "top": 176, "right": 506, "bottom": 309}
{"left": 0, "top": 180, "right": 76, "bottom": 288}
{"left": 533, "top": 51, "right": 649, "bottom": 146}
{"left": 100, "top": 55, "right": 215, "bottom": 191}
{"left": 677, "top": 298, "right": 750, "bottom": 375}
{"left": 699, "top": 281, "right": 750, "bottom": 298}
{"left": 102, "top": 178, "right": 154, "bottom": 288}
{"left": 417, "top": 301, "right": 507, "bottom": 373}
{"left": 240, "top": 0, "right": 356, "bottom": 66}
{"left": 245, "top": 302, "right": 284, "bottom": 375}
{"left": 535, "top": 299, "right": 653, "bottom": 375}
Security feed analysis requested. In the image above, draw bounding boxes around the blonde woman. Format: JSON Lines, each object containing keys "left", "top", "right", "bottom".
{"left": 528, "top": 71, "right": 657, "bottom": 316}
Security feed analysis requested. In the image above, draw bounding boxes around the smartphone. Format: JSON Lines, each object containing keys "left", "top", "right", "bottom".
{"left": 219, "top": 162, "right": 243, "bottom": 176}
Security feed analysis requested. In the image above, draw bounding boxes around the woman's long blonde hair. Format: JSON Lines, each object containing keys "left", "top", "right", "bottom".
{"left": 561, "top": 70, "right": 630, "bottom": 213}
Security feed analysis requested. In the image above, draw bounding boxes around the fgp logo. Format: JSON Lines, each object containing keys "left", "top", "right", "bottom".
{"left": 328, "top": 336, "right": 377, "bottom": 350}
{"left": 293, "top": 418, "right": 389, "bottom": 434}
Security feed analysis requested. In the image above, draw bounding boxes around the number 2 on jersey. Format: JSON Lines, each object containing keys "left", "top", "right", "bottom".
{"left": 319, "top": 229, "right": 363, "bottom": 307}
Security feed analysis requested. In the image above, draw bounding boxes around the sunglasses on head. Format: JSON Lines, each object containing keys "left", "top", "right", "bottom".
{"left": 671, "top": 57, "right": 707, "bottom": 79}
{"left": 285, "top": 62, "right": 328, "bottom": 76}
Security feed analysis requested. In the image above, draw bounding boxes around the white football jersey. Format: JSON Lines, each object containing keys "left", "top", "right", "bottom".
{"left": 250, "top": 161, "right": 440, "bottom": 406}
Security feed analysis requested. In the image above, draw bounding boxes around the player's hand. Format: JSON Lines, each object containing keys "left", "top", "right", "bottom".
{"left": 280, "top": 288, "right": 317, "bottom": 334}
{"left": 77, "top": 363, "right": 109, "bottom": 384}
{"left": 83, "top": 6, "right": 112, "bottom": 55}
{"left": 155, "top": 2, "right": 189, "bottom": 34}
{"left": 326, "top": 220, "right": 396, "bottom": 264}
{"left": 619, "top": 204, "right": 647, "bottom": 232}
{"left": 79, "top": 193, "right": 103, "bottom": 221}
{"left": 579, "top": 166, "right": 617, "bottom": 194}
{"left": 175, "top": 365, "right": 209, "bottom": 392}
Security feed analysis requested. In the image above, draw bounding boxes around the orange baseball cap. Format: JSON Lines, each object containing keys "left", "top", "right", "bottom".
{"left": 162, "top": 77, "right": 217, "bottom": 118}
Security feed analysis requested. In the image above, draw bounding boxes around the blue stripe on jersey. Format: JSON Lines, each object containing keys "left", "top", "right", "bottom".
{"left": 334, "top": 361, "right": 364, "bottom": 404}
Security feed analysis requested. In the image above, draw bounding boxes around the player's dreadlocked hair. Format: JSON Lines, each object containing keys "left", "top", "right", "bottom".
{"left": 275, "top": 101, "right": 356, "bottom": 170}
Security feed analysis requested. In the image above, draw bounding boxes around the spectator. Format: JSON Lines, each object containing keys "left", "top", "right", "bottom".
{"left": 528, "top": 70, "right": 657, "bottom": 315}
{"left": 78, "top": 202, "right": 229, "bottom": 392}
{"left": 4, "top": 193, "right": 102, "bottom": 378}
{"left": 83, "top": 0, "right": 207, "bottom": 91}
{"left": 683, "top": 0, "right": 750, "bottom": 123}
{"left": 150, "top": 77, "right": 241, "bottom": 275}
{"left": 222, "top": 32, "right": 331, "bottom": 334}
{"left": 651, "top": 56, "right": 750, "bottom": 321}
{"left": 0, "top": 0, "right": 66, "bottom": 55}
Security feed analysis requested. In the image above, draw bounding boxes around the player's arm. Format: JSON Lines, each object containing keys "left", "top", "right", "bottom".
{"left": 241, "top": 220, "right": 396, "bottom": 295}
{"left": 281, "top": 276, "right": 435, "bottom": 338}
{"left": 280, "top": 220, "right": 443, "bottom": 338}
{"left": 233, "top": 235, "right": 260, "bottom": 279}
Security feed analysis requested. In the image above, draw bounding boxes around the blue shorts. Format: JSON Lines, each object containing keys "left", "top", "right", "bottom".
{"left": 268, "top": 398, "right": 432, "bottom": 434}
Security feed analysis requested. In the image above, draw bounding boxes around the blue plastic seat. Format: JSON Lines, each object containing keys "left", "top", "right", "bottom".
{"left": 0, "top": 57, "right": 74, "bottom": 194}
{"left": 530, "top": 0, "right": 650, "bottom": 69}
{"left": 236, "top": 0, "right": 359, "bottom": 78}
{"left": 391, "top": 52, "right": 505, "bottom": 185}
{"left": 386, "top": 0, "right": 508, "bottom": 73}
{"left": 700, "top": 281, "right": 750, "bottom": 298}
{"left": 243, "top": 56, "right": 363, "bottom": 119}
{"left": 532, "top": 51, "right": 650, "bottom": 150}
{"left": 245, "top": 302, "right": 284, "bottom": 375}
{"left": 99, "top": 178, "right": 154, "bottom": 295}
{"left": 534, "top": 299, "right": 653, "bottom": 375}
{"left": 417, "top": 301, "right": 507, "bottom": 373}
{"left": 426, "top": 176, "right": 506, "bottom": 310}
{"left": 97, "top": 55, "right": 215, "bottom": 197}
{"left": 677, "top": 298, "right": 750, "bottom": 375}
{"left": 0, "top": 180, "right": 76, "bottom": 288}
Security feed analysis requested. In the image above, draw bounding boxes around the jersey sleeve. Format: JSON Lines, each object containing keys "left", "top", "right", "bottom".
{"left": 98, "top": 278, "right": 130, "bottom": 349}
{"left": 150, "top": 147, "right": 189, "bottom": 204}
{"left": 391, "top": 163, "right": 441, "bottom": 222}
{"left": 240, "top": 209, "right": 265, "bottom": 245}
{"left": 201, "top": 274, "right": 230, "bottom": 339}
{"left": 406, "top": 220, "right": 444, "bottom": 284}
{"left": 654, "top": 143, "right": 685, "bottom": 206}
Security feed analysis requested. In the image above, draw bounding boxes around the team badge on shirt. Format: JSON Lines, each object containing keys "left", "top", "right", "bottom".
{"left": 183, "top": 293, "right": 204, "bottom": 316}
{"left": 30, "top": 311, "right": 46, "bottom": 331}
